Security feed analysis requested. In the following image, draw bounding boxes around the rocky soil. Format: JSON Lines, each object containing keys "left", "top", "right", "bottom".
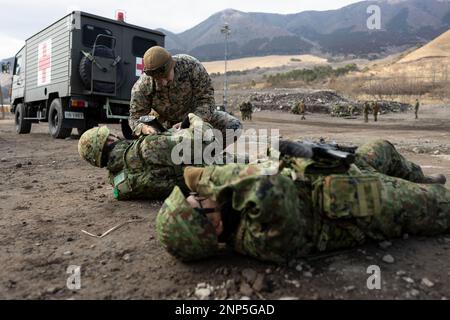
{"left": 1, "top": 104, "right": 450, "bottom": 300}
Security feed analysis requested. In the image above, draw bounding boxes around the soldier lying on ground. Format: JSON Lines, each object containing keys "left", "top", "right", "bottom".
{"left": 156, "top": 140, "right": 448, "bottom": 263}
{"left": 78, "top": 114, "right": 239, "bottom": 200}
{"left": 129, "top": 46, "right": 242, "bottom": 142}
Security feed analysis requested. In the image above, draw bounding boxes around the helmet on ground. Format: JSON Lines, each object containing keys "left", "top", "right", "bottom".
{"left": 78, "top": 126, "right": 110, "bottom": 167}
{"left": 156, "top": 186, "right": 219, "bottom": 261}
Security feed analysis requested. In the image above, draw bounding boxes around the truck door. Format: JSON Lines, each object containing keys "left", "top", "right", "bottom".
{"left": 11, "top": 49, "right": 25, "bottom": 103}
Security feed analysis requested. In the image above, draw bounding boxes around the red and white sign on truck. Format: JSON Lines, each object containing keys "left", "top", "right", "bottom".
{"left": 136, "top": 57, "right": 144, "bottom": 77}
{"left": 37, "top": 39, "right": 52, "bottom": 86}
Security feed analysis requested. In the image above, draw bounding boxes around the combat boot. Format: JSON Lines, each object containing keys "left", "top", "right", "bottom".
{"left": 421, "top": 174, "right": 447, "bottom": 185}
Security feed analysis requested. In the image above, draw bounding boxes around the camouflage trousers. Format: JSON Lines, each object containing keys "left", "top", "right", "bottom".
{"left": 355, "top": 140, "right": 425, "bottom": 183}
{"left": 317, "top": 140, "right": 450, "bottom": 252}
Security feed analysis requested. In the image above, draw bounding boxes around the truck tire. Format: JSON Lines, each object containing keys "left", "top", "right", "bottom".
{"left": 121, "top": 119, "right": 134, "bottom": 139}
{"left": 48, "top": 99, "right": 72, "bottom": 139}
{"left": 15, "top": 103, "right": 32, "bottom": 134}
{"left": 79, "top": 45, "right": 125, "bottom": 93}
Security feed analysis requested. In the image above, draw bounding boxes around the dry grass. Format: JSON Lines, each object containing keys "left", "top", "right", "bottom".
{"left": 330, "top": 29, "right": 450, "bottom": 102}
{"left": 399, "top": 29, "right": 450, "bottom": 64}
{"left": 202, "top": 54, "right": 327, "bottom": 74}
{"left": 367, "top": 29, "right": 450, "bottom": 80}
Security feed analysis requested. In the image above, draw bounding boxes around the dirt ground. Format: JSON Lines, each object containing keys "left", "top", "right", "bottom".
{"left": 1, "top": 104, "right": 450, "bottom": 300}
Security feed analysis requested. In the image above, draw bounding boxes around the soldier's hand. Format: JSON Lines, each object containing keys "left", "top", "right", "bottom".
{"left": 141, "top": 125, "right": 157, "bottom": 135}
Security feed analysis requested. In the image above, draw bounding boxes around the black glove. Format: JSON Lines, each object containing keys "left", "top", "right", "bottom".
{"left": 180, "top": 115, "right": 191, "bottom": 129}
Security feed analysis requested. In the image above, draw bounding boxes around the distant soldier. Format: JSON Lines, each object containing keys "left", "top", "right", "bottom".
{"left": 348, "top": 105, "right": 355, "bottom": 116}
{"left": 373, "top": 101, "right": 380, "bottom": 122}
{"left": 415, "top": 99, "right": 420, "bottom": 120}
{"left": 239, "top": 102, "right": 253, "bottom": 121}
{"left": 291, "top": 100, "right": 306, "bottom": 119}
{"left": 291, "top": 102, "right": 300, "bottom": 115}
{"left": 363, "top": 102, "right": 370, "bottom": 123}
{"left": 246, "top": 102, "right": 253, "bottom": 121}
{"left": 299, "top": 100, "right": 306, "bottom": 120}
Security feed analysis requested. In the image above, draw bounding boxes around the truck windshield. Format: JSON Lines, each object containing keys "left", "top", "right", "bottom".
{"left": 82, "top": 25, "right": 113, "bottom": 48}
{"left": 14, "top": 56, "right": 23, "bottom": 75}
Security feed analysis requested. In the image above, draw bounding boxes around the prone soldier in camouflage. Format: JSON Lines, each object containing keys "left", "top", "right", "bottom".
{"left": 129, "top": 46, "right": 242, "bottom": 142}
{"left": 78, "top": 114, "right": 218, "bottom": 200}
{"left": 156, "top": 139, "right": 449, "bottom": 263}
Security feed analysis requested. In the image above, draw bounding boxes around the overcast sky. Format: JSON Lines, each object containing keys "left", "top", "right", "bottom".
{"left": 0, "top": 0, "right": 362, "bottom": 58}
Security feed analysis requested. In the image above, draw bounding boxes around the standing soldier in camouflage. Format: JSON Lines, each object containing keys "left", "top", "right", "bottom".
{"left": 239, "top": 101, "right": 253, "bottom": 121}
{"left": 77, "top": 114, "right": 221, "bottom": 200}
{"left": 246, "top": 102, "right": 253, "bottom": 121}
{"left": 373, "top": 101, "right": 380, "bottom": 122}
{"left": 156, "top": 140, "right": 448, "bottom": 262}
{"left": 299, "top": 100, "right": 306, "bottom": 120}
{"left": 348, "top": 105, "right": 355, "bottom": 117}
{"left": 291, "top": 100, "right": 306, "bottom": 119}
{"left": 291, "top": 102, "right": 300, "bottom": 115}
{"left": 129, "top": 46, "right": 242, "bottom": 144}
{"left": 415, "top": 99, "right": 420, "bottom": 120}
{"left": 363, "top": 102, "right": 370, "bottom": 123}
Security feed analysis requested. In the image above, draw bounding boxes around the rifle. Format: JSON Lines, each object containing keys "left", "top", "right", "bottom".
{"left": 279, "top": 139, "right": 357, "bottom": 166}
{"left": 138, "top": 115, "right": 168, "bottom": 133}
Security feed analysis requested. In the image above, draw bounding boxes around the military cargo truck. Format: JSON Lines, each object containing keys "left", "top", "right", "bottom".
{"left": 10, "top": 11, "right": 165, "bottom": 138}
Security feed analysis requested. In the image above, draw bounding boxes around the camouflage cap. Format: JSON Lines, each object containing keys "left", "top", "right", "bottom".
{"left": 156, "top": 186, "right": 219, "bottom": 261}
{"left": 78, "top": 126, "right": 110, "bottom": 167}
{"left": 143, "top": 46, "right": 174, "bottom": 78}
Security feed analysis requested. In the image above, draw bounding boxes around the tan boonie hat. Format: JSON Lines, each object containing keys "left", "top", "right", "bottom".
{"left": 143, "top": 46, "right": 174, "bottom": 78}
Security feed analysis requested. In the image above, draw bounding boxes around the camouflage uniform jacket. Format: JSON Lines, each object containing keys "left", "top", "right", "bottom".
{"left": 191, "top": 140, "right": 450, "bottom": 263}
{"left": 129, "top": 54, "right": 215, "bottom": 135}
{"left": 107, "top": 115, "right": 215, "bottom": 200}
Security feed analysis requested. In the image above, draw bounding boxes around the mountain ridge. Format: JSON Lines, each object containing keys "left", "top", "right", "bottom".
{"left": 160, "top": 0, "right": 450, "bottom": 61}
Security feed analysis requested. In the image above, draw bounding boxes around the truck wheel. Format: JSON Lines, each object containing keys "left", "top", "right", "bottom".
{"left": 48, "top": 99, "right": 72, "bottom": 139}
{"left": 15, "top": 103, "right": 32, "bottom": 134}
{"left": 121, "top": 119, "right": 134, "bottom": 139}
{"left": 79, "top": 45, "right": 125, "bottom": 93}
